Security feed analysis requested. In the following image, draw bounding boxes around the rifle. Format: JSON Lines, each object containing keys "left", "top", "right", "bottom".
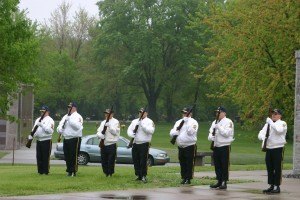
{"left": 26, "top": 110, "right": 47, "bottom": 148}
{"left": 127, "top": 106, "right": 147, "bottom": 148}
{"left": 99, "top": 106, "right": 114, "bottom": 149}
{"left": 210, "top": 110, "right": 220, "bottom": 151}
{"left": 57, "top": 105, "right": 73, "bottom": 143}
{"left": 262, "top": 106, "right": 273, "bottom": 152}
{"left": 170, "top": 104, "right": 195, "bottom": 145}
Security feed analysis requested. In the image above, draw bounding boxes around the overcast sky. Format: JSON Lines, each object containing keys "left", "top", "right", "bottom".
{"left": 19, "top": 0, "right": 99, "bottom": 22}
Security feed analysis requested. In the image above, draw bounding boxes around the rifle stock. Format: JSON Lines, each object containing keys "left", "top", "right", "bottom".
{"left": 210, "top": 111, "right": 220, "bottom": 151}
{"left": 26, "top": 110, "right": 47, "bottom": 148}
{"left": 170, "top": 105, "right": 195, "bottom": 145}
{"left": 262, "top": 107, "right": 273, "bottom": 152}
{"left": 99, "top": 106, "right": 114, "bottom": 149}
{"left": 127, "top": 107, "right": 147, "bottom": 148}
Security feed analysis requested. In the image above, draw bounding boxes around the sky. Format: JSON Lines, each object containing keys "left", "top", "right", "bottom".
{"left": 19, "top": 0, "right": 99, "bottom": 22}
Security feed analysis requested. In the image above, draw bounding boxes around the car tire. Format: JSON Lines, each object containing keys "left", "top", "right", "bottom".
{"left": 147, "top": 155, "right": 154, "bottom": 167}
{"left": 77, "top": 152, "right": 89, "bottom": 165}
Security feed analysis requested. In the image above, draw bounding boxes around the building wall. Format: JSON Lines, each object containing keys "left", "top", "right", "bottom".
{"left": 0, "top": 85, "right": 33, "bottom": 150}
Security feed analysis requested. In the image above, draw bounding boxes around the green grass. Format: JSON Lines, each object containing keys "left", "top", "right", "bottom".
{"left": 0, "top": 164, "right": 250, "bottom": 197}
{"left": 0, "top": 152, "right": 8, "bottom": 159}
{"left": 51, "top": 121, "right": 293, "bottom": 165}
{"left": 0, "top": 163, "right": 292, "bottom": 197}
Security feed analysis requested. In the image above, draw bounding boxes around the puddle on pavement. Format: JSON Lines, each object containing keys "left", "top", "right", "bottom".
{"left": 101, "top": 194, "right": 148, "bottom": 199}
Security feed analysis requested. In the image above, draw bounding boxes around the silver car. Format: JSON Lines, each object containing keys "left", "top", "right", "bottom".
{"left": 54, "top": 135, "right": 170, "bottom": 166}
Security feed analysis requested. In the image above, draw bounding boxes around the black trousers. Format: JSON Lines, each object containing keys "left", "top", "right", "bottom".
{"left": 178, "top": 144, "right": 197, "bottom": 180}
{"left": 213, "top": 145, "right": 230, "bottom": 182}
{"left": 132, "top": 142, "right": 150, "bottom": 178}
{"left": 63, "top": 137, "right": 81, "bottom": 173}
{"left": 101, "top": 143, "right": 117, "bottom": 175}
{"left": 36, "top": 139, "right": 52, "bottom": 174}
{"left": 265, "top": 147, "right": 284, "bottom": 186}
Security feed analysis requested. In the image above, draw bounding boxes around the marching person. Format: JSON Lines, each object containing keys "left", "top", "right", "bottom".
{"left": 57, "top": 102, "right": 83, "bottom": 177}
{"left": 96, "top": 108, "right": 120, "bottom": 177}
{"left": 258, "top": 108, "right": 287, "bottom": 194}
{"left": 170, "top": 107, "right": 198, "bottom": 185}
{"left": 30, "top": 105, "right": 55, "bottom": 175}
{"left": 127, "top": 108, "right": 155, "bottom": 183}
{"left": 208, "top": 106, "right": 234, "bottom": 190}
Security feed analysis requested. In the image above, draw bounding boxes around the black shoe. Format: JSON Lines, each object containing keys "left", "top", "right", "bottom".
{"left": 263, "top": 185, "right": 274, "bottom": 193}
{"left": 181, "top": 179, "right": 186, "bottom": 184}
{"left": 141, "top": 176, "right": 147, "bottom": 183}
{"left": 210, "top": 182, "right": 221, "bottom": 188}
{"left": 270, "top": 186, "right": 280, "bottom": 194}
{"left": 136, "top": 176, "right": 142, "bottom": 181}
{"left": 184, "top": 179, "right": 191, "bottom": 185}
{"left": 218, "top": 181, "right": 227, "bottom": 190}
{"left": 67, "top": 172, "right": 72, "bottom": 177}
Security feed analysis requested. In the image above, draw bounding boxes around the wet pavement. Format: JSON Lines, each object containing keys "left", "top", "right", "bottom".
{"left": 1, "top": 145, "right": 300, "bottom": 199}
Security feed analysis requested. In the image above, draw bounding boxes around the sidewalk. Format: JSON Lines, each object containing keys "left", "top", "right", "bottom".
{"left": 0, "top": 143, "right": 63, "bottom": 165}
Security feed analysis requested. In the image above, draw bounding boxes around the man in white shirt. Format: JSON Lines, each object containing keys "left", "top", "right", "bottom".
{"left": 97, "top": 108, "right": 120, "bottom": 177}
{"left": 208, "top": 106, "right": 234, "bottom": 189}
{"left": 31, "top": 105, "right": 54, "bottom": 175}
{"left": 170, "top": 107, "right": 198, "bottom": 185}
{"left": 57, "top": 102, "right": 83, "bottom": 177}
{"left": 258, "top": 108, "right": 287, "bottom": 194}
{"left": 127, "top": 108, "right": 155, "bottom": 183}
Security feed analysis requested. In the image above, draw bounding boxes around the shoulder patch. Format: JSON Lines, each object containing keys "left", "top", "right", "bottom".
{"left": 229, "top": 122, "right": 233, "bottom": 128}
{"left": 193, "top": 124, "right": 197, "bottom": 130}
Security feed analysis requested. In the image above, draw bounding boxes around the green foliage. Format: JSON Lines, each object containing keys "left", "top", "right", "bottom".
{"left": 201, "top": 0, "right": 300, "bottom": 132}
{"left": 95, "top": 0, "right": 204, "bottom": 121}
{"left": 0, "top": 0, "right": 39, "bottom": 117}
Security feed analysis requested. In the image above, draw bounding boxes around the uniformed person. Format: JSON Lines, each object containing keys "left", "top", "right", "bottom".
{"left": 258, "top": 108, "right": 287, "bottom": 194}
{"left": 127, "top": 108, "right": 155, "bottom": 183}
{"left": 57, "top": 102, "right": 83, "bottom": 177}
{"left": 208, "top": 106, "right": 234, "bottom": 189}
{"left": 97, "top": 108, "right": 120, "bottom": 177}
{"left": 170, "top": 107, "right": 198, "bottom": 185}
{"left": 30, "top": 105, "right": 55, "bottom": 175}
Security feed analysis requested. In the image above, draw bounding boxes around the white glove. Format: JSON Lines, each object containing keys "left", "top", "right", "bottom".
{"left": 28, "top": 135, "right": 33, "bottom": 140}
{"left": 65, "top": 116, "right": 70, "bottom": 121}
{"left": 183, "top": 117, "right": 188, "bottom": 122}
{"left": 266, "top": 117, "right": 273, "bottom": 125}
{"left": 174, "top": 130, "right": 180, "bottom": 136}
{"left": 210, "top": 135, "right": 215, "bottom": 141}
{"left": 105, "top": 122, "right": 110, "bottom": 127}
{"left": 98, "top": 133, "right": 105, "bottom": 139}
{"left": 36, "top": 122, "right": 42, "bottom": 127}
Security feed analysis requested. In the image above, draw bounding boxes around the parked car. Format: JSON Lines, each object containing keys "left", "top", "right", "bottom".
{"left": 54, "top": 135, "right": 170, "bottom": 166}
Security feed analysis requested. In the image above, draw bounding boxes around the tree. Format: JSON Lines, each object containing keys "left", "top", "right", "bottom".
{"left": 0, "top": 0, "right": 39, "bottom": 118}
{"left": 95, "top": 0, "right": 202, "bottom": 121}
{"left": 203, "top": 0, "right": 300, "bottom": 130}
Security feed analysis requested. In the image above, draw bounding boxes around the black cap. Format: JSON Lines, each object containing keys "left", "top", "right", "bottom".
{"left": 139, "top": 107, "right": 147, "bottom": 113}
{"left": 40, "top": 105, "right": 49, "bottom": 112}
{"left": 104, "top": 108, "right": 113, "bottom": 114}
{"left": 181, "top": 107, "right": 192, "bottom": 114}
{"left": 68, "top": 102, "right": 77, "bottom": 108}
{"left": 272, "top": 109, "right": 283, "bottom": 115}
{"left": 216, "top": 106, "right": 226, "bottom": 113}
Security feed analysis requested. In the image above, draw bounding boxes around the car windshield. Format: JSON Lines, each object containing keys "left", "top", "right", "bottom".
{"left": 86, "top": 137, "right": 99, "bottom": 145}
{"left": 117, "top": 139, "right": 127, "bottom": 147}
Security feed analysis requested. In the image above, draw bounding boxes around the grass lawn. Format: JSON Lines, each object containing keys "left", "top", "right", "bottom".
{"left": 66, "top": 121, "right": 293, "bottom": 165}
{"left": 0, "top": 152, "right": 8, "bottom": 159}
{"left": 0, "top": 163, "right": 292, "bottom": 197}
